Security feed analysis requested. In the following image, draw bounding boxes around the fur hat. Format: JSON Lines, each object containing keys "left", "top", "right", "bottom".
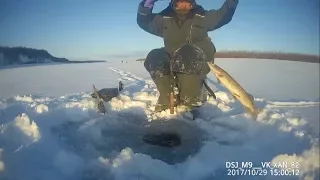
{"left": 170, "top": 0, "right": 196, "bottom": 14}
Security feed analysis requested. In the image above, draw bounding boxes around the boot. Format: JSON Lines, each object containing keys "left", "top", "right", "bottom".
{"left": 152, "top": 75, "right": 172, "bottom": 112}
{"left": 176, "top": 73, "right": 206, "bottom": 109}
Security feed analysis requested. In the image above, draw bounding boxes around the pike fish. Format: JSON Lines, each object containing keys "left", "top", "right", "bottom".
{"left": 207, "top": 62, "right": 261, "bottom": 120}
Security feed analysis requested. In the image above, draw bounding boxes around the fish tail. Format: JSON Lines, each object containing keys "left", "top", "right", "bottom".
{"left": 250, "top": 108, "right": 263, "bottom": 120}
{"left": 244, "top": 106, "right": 263, "bottom": 121}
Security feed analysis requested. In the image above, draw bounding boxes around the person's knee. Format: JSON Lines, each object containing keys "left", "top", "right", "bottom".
{"left": 172, "top": 45, "right": 207, "bottom": 74}
{"left": 144, "top": 48, "right": 170, "bottom": 76}
{"left": 145, "top": 48, "right": 166, "bottom": 65}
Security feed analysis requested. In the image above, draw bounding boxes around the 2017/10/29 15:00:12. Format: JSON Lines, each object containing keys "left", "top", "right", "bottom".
{"left": 226, "top": 161, "right": 300, "bottom": 176}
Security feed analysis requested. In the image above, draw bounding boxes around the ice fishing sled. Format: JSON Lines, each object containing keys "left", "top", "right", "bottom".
{"left": 91, "top": 81, "right": 124, "bottom": 114}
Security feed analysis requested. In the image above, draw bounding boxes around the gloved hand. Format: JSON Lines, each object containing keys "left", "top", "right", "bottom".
{"left": 144, "top": 0, "right": 158, "bottom": 8}
{"left": 226, "top": 0, "right": 238, "bottom": 9}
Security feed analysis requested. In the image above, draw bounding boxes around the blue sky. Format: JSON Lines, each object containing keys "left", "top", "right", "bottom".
{"left": 0, "top": 0, "right": 319, "bottom": 60}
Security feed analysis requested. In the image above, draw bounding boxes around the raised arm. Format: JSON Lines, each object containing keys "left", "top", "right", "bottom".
{"left": 204, "top": 0, "right": 239, "bottom": 31}
{"left": 137, "top": 0, "right": 163, "bottom": 37}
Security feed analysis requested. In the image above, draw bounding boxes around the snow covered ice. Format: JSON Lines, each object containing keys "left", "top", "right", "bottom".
{"left": 0, "top": 59, "right": 319, "bottom": 180}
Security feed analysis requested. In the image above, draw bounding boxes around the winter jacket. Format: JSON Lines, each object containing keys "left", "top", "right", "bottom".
{"left": 137, "top": 0, "right": 238, "bottom": 63}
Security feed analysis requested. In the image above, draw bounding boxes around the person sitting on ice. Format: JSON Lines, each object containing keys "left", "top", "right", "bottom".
{"left": 137, "top": 0, "right": 238, "bottom": 112}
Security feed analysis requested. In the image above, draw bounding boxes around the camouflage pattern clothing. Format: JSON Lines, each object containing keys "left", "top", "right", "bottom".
{"left": 137, "top": 0, "right": 238, "bottom": 111}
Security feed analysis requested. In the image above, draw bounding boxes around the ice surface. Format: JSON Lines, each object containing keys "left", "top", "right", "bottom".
{"left": 0, "top": 59, "right": 319, "bottom": 180}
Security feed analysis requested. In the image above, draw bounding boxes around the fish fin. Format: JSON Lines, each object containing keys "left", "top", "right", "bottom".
{"left": 256, "top": 108, "right": 263, "bottom": 114}
{"left": 243, "top": 106, "right": 251, "bottom": 115}
{"left": 246, "top": 94, "right": 261, "bottom": 120}
{"left": 217, "top": 73, "right": 223, "bottom": 77}
{"left": 247, "top": 93, "right": 254, "bottom": 101}
{"left": 251, "top": 109, "right": 259, "bottom": 121}
{"left": 217, "top": 78, "right": 221, "bottom": 84}
{"left": 232, "top": 93, "right": 240, "bottom": 100}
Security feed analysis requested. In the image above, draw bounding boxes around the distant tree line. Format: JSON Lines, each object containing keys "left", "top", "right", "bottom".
{"left": 0, "top": 46, "right": 69, "bottom": 66}
{"left": 136, "top": 50, "right": 319, "bottom": 63}
{"left": 214, "top": 50, "right": 319, "bottom": 63}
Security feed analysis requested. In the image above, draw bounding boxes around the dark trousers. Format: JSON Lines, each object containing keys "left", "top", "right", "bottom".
{"left": 144, "top": 47, "right": 208, "bottom": 106}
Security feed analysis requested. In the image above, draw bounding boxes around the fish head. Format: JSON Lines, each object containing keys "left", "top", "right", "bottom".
{"left": 207, "top": 62, "right": 224, "bottom": 77}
